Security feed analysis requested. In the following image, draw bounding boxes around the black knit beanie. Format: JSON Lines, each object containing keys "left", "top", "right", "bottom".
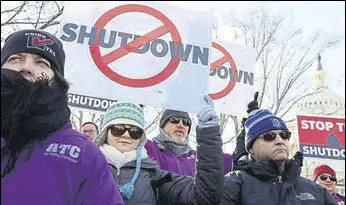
{"left": 159, "top": 109, "right": 192, "bottom": 134}
{"left": 1, "top": 29, "right": 65, "bottom": 76}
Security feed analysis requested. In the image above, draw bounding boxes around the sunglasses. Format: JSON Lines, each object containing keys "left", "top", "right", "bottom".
{"left": 109, "top": 124, "right": 143, "bottom": 140}
{"left": 319, "top": 175, "right": 337, "bottom": 182}
{"left": 258, "top": 130, "right": 291, "bottom": 142}
{"left": 168, "top": 116, "right": 191, "bottom": 127}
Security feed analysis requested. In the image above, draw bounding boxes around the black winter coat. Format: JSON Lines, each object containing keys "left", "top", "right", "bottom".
{"left": 221, "top": 153, "right": 337, "bottom": 205}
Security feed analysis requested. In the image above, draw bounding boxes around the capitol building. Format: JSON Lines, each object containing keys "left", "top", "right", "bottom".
{"left": 286, "top": 54, "right": 345, "bottom": 194}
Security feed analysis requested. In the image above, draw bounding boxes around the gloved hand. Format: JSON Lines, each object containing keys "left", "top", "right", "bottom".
{"left": 247, "top": 91, "right": 259, "bottom": 115}
{"left": 197, "top": 95, "right": 220, "bottom": 128}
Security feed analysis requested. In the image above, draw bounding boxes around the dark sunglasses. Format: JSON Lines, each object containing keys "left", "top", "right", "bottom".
{"left": 258, "top": 130, "right": 291, "bottom": 142}
{"left": 109, "top": 124, "right": 143, "bottom": 140}
{"left": 319, "top": 175, "right": 337, "bottom": 182}
{"left": 168, "top": 116, "right": 191, "bottom": 127}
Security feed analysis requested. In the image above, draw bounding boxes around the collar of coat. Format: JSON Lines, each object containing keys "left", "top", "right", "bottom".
{"left": 240, "top": 152, "right": 302, "bottom": 184}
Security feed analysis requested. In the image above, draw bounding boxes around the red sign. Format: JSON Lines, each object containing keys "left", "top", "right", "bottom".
{"left": 297, "top": 115, "right": 345, "bottom": 160}
{"left": 208, "top": 42, "right": 237, "bottom": 100}
{"left": 89, "top": 4, "right": 182, "bottom": 87}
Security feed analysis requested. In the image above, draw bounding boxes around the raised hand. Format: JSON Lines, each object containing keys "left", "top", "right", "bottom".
{"left": 197, "top": 95, "right": 220, "bottom": 128}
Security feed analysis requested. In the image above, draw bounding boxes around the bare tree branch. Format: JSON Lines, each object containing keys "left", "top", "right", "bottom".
{"left": 144, "top": 110, "right": 163, "bottom": 132}
{"left": 219, "top": 113, "right": 230, "bottom": 135}
{"left": 278, "top": 89, "right": 323, "bottom": 118}
{"left": 216, "top": 6, "right": 341, "bottom": 137}
{"left": 1, "top": 1, "right": 28, "bottom": 26}
{"left": 1, "top": 1, "right": 64, "bottom": 36}
{"left": 39, "top": 5, "right": 64, "bottom": 30}
{"left": 34, "top": 1, "right": 45, "bottom": 28}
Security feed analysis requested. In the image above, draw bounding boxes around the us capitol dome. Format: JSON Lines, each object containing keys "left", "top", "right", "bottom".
{"left": 287, "top": 54, "right": 345, "bottom": 194}
{"left": 294, "top": 54, "right": 345, "bottom": 116}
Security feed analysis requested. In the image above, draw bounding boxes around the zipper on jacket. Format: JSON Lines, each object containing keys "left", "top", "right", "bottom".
{"left": 116, "top": 167, "right": 120, "bottom": 176}
{"left": 277, "top": 176, "right": 283, "bottom": 205}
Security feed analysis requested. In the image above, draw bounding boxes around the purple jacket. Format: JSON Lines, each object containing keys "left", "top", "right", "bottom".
{"left": 1, "top": 123, "right": 124, "bottom": 205}
{"left": 145, "top": 139, "right": 232, "bottom": 176}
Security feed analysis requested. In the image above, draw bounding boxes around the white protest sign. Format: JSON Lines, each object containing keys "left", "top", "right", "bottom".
{"left": 209, "top": 40, "right": 256, "bottom": 116}
{"left": 58, "top": 1, "right": 212, "bottom": 114}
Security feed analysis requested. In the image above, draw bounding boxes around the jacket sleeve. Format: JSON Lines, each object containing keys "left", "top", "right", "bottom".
{"left": 220, "top": 172, "right": 242, "bottom": 205}
{"left": 76, "top": 145, "right": 124, "bottom": 205}
{"left": 157, "top": 125, "right": 224, "bottom": 205}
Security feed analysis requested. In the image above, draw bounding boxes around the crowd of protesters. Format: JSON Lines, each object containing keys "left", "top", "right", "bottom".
{"left": 2, "top": 28, "right": 344, "bottom": 205}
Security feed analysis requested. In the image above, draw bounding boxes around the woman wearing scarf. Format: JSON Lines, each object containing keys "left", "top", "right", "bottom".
{"left": 95, "top": 99, "right": 223, "bottom": 205}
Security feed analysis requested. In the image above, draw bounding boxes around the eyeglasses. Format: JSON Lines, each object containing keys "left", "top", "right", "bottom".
{"left": 168, "top": 116, "right": 191, "bottom": 127}
{"left": 258, "top": 130, "right": 291, "bottom": 142}
{"left": 319, "top": 175, "right": 337, "bottom": 182}
{"left": 82, "top": 130, "right": 96, "bottom": 135}
{"left": 109, "top": 124, "right": 143, "bottom": 140}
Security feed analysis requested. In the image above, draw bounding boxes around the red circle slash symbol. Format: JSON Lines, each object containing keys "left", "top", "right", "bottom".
{"left": 90, "top": 4, "right": 182, "bottom": 87}
{"left": 208, "top": 42, "right": 237, "bottom": 100}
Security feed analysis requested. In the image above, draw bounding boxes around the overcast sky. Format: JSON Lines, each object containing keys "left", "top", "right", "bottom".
{"left": 167, "top": 1, "right": 345, "bottom": 98}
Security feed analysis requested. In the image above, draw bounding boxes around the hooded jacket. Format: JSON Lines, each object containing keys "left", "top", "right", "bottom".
{"left": 221, "top": 152, "right": 337, "bottom": 205}
{"left": 1, "top": 123, "right": 124, "bottom": 205}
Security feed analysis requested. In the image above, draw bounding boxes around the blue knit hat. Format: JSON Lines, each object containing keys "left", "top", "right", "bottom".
{"left": 101, "top": 102, "right": 144, "bottom": 130}
{"left": 245, "top": 109, "right": 288, "bottom": 152}
{"left": 95, "top": 102, "right": 146, "bottom": 147}
{"left": 96, "top": 102, "right": 146, "bottom": 199}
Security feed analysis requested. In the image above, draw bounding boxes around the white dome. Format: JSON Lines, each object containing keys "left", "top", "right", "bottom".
{"left": 295, "top": 87, "right": 345, "bottom": 116}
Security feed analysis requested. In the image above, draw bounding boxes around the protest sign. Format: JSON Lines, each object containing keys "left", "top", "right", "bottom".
{"left": 297, "top": 115, "right": 345, "bottom": 160}
{"left": 58, "top": 1, "right": 212, "bottom": 113}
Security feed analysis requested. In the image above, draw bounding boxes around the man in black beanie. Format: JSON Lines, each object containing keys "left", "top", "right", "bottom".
{"left": 159, "top": 109, "right": 193, "bottom": 142}
{"left": 145, "top": 96, "right": 233, "bottom": 176}
{"left": 1, "top": 29, "right": 124, "bottom": 205}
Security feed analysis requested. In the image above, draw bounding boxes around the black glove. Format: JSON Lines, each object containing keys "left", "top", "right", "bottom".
{"left": 232, "top": 92, "right": 259, "bottom": 171}
{"left": 247, "top": 91, "right": 259, "bottom": 114}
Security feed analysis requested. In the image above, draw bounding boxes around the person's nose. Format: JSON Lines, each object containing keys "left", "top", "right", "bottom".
{"left": 325, "top": 177, "right": 333, "bottom": 183}
{"left": 17, "top": 58, "right": 35, "bottom": 77}
{"left": 120, "top": 130, "right": 131, "bottom": 139}
{"left": 177, "top": 120, "right": 185, "bottom": 127}
{"left": 274, "top": 133, "right": 286, "bottom": 144}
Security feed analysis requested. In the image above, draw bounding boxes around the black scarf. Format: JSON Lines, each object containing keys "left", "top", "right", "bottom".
{"left": 1, "top": 69, "right": 70, "bottom": 177}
